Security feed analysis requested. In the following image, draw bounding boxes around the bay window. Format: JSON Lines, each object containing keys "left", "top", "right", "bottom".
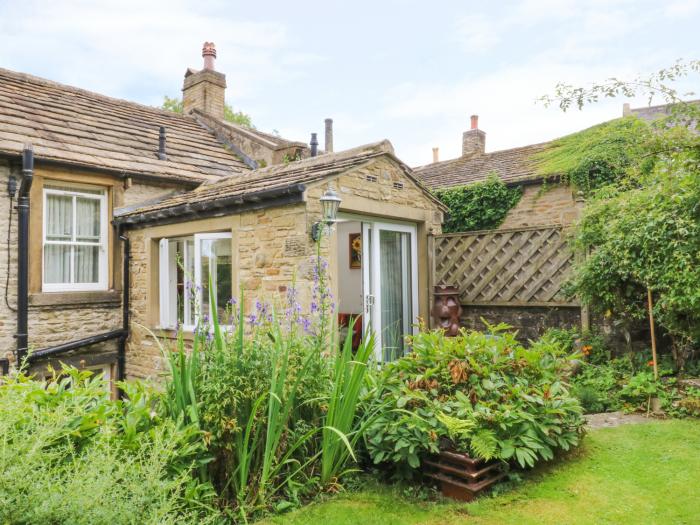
{"left": 42, "top": 184, "right": 108, "bottom": 291}
{"left": 159, "top": 233, "right": 232, "bottom": 330}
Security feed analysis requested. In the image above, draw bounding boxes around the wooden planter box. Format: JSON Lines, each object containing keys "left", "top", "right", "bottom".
{"left": 423, "top": 449, "right": 507, "bottom": 501}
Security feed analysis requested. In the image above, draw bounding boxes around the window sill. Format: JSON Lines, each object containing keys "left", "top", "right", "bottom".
{"left": 154, "top": 328, "right": 195, "bottom": 341}
{"left": 29, "top": 290, "right": 121, "bottom": 307}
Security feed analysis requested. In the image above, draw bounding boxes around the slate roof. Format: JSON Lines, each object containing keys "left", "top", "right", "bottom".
{"left": 115, "top": 139, "right": 444, "bottom": 226}
{"left": 413, "top": 142, "right": 550, "bottom": 190}
{"left": 0, "top": 67, "right": 250, "bottom": 183}
{"left": 216, "top": 117, "right": 308, "bottom": 151}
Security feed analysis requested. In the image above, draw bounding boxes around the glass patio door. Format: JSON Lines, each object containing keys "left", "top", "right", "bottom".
{"left": 362, "top": 221, "right": 418, "bottom": 361}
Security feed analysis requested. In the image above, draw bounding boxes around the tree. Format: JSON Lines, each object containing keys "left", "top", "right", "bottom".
{"left": 541, "top": 61, "right": 700, "bottom": 366}
{"left": 161, "top": 96, "right": 254, "bottom": 128}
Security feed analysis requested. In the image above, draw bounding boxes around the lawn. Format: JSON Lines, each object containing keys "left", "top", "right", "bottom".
{"left": 263, "top": 420, "right": 700, "bottom": 525}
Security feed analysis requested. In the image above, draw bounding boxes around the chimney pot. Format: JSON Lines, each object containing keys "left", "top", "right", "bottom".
{"left": 470, "top": 114, "right": 479, "bottom": 130}
{"left": 324, "top": 118, "right": 334, "bottom": 153}
{"left": 202, "top": 41, "right": 217, "bottom": 70}
{"left": 432, "top": 147, "right": 439, "bottom": 163}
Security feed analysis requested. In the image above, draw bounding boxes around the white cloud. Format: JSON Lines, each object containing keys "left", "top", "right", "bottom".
{"left": 453, "top": 14, "right": 502, "bottom": 53}
{"left": 0, "top": 0, "right": 311, "bottom": 103}
{"left": 664, "top": 0, "right": 700, "bottom": 17}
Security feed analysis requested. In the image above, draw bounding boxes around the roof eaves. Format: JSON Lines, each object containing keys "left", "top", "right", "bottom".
{"left": 114, "top": 183, "right": 307, "bottom": 229}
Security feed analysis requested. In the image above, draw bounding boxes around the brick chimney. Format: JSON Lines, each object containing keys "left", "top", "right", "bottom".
{"left": 432, "top": 147, "right": 439, "bottom": 163}
{"left": 462, "top": 114, "right": 485, "bottom": 156}
{"left": 182, "top": 42, "right": 227, "bottom": 120}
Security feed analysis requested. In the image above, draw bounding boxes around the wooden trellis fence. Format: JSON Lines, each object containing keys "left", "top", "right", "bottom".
{"left": 432, "top": 225, "right": 578, "bottom": 307}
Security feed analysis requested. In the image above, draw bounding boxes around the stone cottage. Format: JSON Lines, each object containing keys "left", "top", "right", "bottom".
{"left": 0, "top": 43, "right": 444, "bottom": 387}
{"left": 413, "top": 115, "right": 580, "bottom": 229}
{"left": 114, "top": 140, "right": 444, "bottom": 378}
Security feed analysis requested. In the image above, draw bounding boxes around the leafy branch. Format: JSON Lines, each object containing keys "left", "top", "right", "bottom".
{"left": 538, "top": 59, "right": 700, "bottom": 111}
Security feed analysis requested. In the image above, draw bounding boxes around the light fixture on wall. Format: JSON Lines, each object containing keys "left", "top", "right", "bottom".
{"left": 311, "top": 187, "right": 342, "bottom": 241}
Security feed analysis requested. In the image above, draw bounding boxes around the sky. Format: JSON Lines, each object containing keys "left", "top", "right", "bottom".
{"left": 0, "top": 0, "right": 698, "bottom": 166}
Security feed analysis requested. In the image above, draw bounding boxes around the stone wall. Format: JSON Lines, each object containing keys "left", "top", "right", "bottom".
{"left": 460, "top": 304, "right": 582, "bottom": 343}
{"left": 0, "top": 160, "right": 17, "bottom": 364}
{"left": 500, "top": 184, "right": 578, "bottom": 229}
{"left": 125, "top": 155, "right": 444, "bottom": 379}
{"left": 0, "top": 159, "right": 188, "bottom": 372}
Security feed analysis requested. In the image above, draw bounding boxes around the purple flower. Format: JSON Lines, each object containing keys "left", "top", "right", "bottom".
{"left": 302, "top": 318, "right": 312, "bottom": 333}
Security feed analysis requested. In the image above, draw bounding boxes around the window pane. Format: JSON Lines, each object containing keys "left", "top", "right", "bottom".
{"left": 170, "top": 238, "right": 195, "bottom": 327}
{"left": 74, "top": 245, "right": 99, "bottom": 283}
{"left": 46, "top": 194, "right": 73, "bottom": 241}
{"left": 76, "top": 197, "right": 101, "bottom": 242}
{"left": 379, "top": 230, "right": 412, "bottom": 361}
{"left": 200, "top": 238, "right": 232, "bottom": 323}
{"left": 44, "top": 244, "right": 71, "bottom": 283}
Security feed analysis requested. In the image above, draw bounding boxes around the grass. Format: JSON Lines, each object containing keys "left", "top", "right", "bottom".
{"left": 261, "top": 420, "right": 700, "bottom": 525}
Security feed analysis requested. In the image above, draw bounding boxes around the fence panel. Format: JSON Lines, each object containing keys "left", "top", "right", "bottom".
{"left": 434, "top": 225, "right": 577, "bottom": 307}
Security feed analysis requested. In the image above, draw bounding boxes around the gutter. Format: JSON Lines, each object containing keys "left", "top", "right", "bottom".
{"left": 28, "top": 329, "right": 127, "bottom": 361}
{"left": 15, "top": 145, "right": 33, "bottom": 365}
{"left": 114, "top": 183, "right": 307, "bottom": 229}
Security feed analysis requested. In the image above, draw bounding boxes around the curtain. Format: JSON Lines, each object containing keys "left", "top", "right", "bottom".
{"left": 44, "top": 194, "right": 72, "bottom": 283}
{"left": 380, "top": 231, "right": 407, "bottom": 361}
{"left": 44, "top": 192, "right": 101, "bottom": 284}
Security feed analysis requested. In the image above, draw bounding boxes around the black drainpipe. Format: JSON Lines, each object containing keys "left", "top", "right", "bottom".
{"left": 16, "top": 145, "right": 33, "bottom": 366}
{"left": 310, "top": 133, "right": 318, "bottom": 157}
{"left": 117, "top": 226, "right": 130, "bottom": 393}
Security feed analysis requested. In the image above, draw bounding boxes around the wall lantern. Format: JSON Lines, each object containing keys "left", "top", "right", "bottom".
{"left": 311, "top": 187, "right": 342, "bottom": 241}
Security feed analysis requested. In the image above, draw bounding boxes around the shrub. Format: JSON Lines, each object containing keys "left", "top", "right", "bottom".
{"left": 159, "top": 271, "right": 376, "bottom": 520}
{"left": 0, "top": 369, "right": 217, "bottom": 525}
{"left": 364, "top": 325, "right": 585, "bottom": 477}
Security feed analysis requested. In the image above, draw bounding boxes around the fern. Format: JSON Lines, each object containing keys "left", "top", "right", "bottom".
{"left": 469, "top": 429, "right": 498, "bottom": 460}
{"left": 437, "top": 413, "right": 475, "bottom": 442}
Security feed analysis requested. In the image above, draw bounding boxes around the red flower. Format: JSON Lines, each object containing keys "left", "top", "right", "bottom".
{"left": 647, "top": 360, "right": 655, "bottom": 367}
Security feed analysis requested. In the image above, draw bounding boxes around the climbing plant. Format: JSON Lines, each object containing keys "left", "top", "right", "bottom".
{"left": 534, "top": 117, "right": 656, "bottom": 194}
{"left": 541, "top": 62, "right": 700, "bottom": 363}
{"left": 434, "top": 175, "right": 522, "bottom": 233}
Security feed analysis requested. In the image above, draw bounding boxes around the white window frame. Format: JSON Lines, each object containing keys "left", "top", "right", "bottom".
{"left": 159, "top": 232, "right": 232, "bottom": 331}
{"left": 42, "top": 183, "right": 109, "bottom": 292}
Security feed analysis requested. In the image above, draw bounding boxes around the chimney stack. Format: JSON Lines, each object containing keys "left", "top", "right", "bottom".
{"left": 182, "top": 42, "right": 227, "bottom": 120}
{"left": 310, "top": 133, "right": 319, "bottom": 157}
{"left": 622, "top": 102, "right": 631, "bottom": 117}
{"left": 462, "top": 114, "right": 485, "bottom": 156}
{"left": 324, "top": 118, "right": 334, "bottom": 153}
{"left": 432, "top": 147, "right": 439, "bottom": 163}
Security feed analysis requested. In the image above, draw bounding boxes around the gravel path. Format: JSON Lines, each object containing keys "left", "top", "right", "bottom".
{"left": 585, "top": 411, "right": 653, "bottom": 430}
